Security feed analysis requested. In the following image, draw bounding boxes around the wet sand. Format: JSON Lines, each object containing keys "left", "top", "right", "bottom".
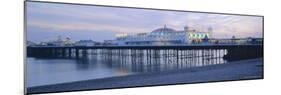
{"left": 27, "top": 58, "right": 263, "bottom": 94}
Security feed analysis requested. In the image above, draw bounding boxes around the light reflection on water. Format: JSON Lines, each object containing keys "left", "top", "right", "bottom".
{"left": 27, "top": 50, "right": 227, "bottom": 87}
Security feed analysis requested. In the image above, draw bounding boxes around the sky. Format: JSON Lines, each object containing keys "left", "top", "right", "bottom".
{"left": 26, "top": 2, "right": 263, "bottom": 43}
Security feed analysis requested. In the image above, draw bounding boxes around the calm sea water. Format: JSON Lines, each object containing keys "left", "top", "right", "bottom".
{"left": 27, "top": 50, "right": 227, "bottom": 87}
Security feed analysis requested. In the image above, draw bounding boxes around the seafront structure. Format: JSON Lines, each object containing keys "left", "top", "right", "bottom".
{"left": 115, "top": 25, "right": 212, "bottom": 46}
{"left": 27, "top": 25, "right": 262, "bottom": 47}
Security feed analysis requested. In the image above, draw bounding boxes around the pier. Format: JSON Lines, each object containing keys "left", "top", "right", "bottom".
{"left": 27, "top": 44, "right": 263, "bottom": 62}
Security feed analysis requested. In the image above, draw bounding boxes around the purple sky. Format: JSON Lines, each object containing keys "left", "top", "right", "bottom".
{"left": 26, "top": 2, "right": 263, "bottom": 43}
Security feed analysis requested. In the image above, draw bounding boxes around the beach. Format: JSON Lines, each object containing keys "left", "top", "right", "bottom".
{"left": 27, "top": 58, "right": 263, "bottom": 94}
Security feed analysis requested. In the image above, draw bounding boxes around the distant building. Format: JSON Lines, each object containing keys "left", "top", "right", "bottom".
{"left": 64, "top": 37, "right": 73, "bottom": 46}
{"left": 115, "top": 25, "right": 212, "bottom": 46}
{"left": 103, "top": 40, "right": 117, "bottom": 45}
{"left": 208, "top": 37, "right": 263, "bottom": 45}
{"left": 75, "top": 40, "right": 97, "bottom": 46}
{"left": 26, "top": 41, "right": 36, "bottom": 46}
{"left": 39, "top": 42, "right": 48, "bottom": 46}
{"left": 47, "top": 36, "right": 74, "bottom": 46}
{"left": 247, "top": 38, "right": 263, "bottom": 44}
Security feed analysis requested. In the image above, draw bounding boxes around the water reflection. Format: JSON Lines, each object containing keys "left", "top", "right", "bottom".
{"left": 77, "top": 49, "right": 228, "bottom": 73}
{"left": 27, "top": 49, "right": 228, "bottom": 87}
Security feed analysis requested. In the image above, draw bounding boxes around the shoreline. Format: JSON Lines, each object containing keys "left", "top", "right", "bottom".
{"left": 27, "top": 58, "right": 263, "bottom": 94}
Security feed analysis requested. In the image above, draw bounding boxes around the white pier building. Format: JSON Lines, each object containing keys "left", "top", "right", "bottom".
{"left": 116, "top": 25, "right": 212, "bottom": 46}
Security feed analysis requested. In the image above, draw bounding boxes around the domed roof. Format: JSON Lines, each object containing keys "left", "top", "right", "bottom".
{"left": 151, "top": 25, "right": 176, "bottom": 33}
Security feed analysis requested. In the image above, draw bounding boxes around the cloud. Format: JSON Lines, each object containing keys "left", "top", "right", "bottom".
{"left": 26, "top": 1, "right": 263, "bottom": 42}
{"left": 27, "top": 20, "right": 150, "bottom": 34}
{"left": 161, "top": 12, "right": 263, "bottom": 38}
{"left": 26, "top": 2, "right": 135, "bottom": 24}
